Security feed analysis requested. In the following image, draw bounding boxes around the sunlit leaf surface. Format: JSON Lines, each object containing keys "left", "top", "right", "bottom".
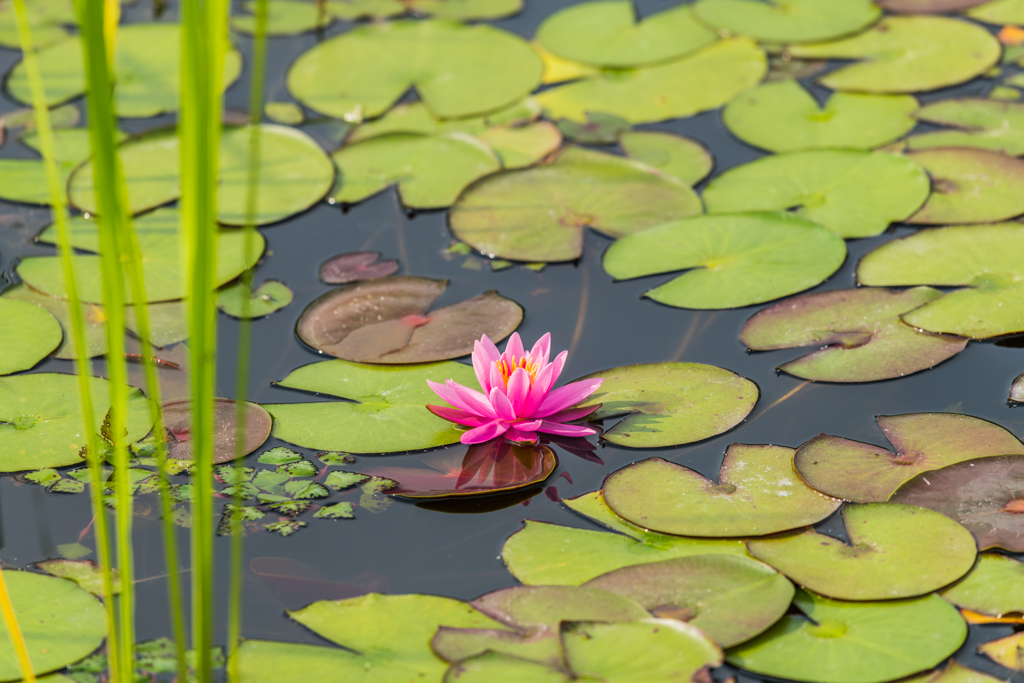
{"left": 604, "top": 445, "right": 842, "bottom": 537}
{"left": 795, "top": 413, "right": 1024, "bottom": 502}
{"left": 693, "top": 0, "right": 881, "bottom": 43}
{"left": 0, "top": 298, "right": 62, "bottom": 375}
{"left": 217, "top": 280, "right": 293, "bottom": 320}
{"left": 740, "top": 287, "right": 968, "bottom": 382}
{"left": 908, "top": 98, "right": 1024, "bottom": 155}
{"left": 617, "top": 131, "right": 713, "bottom": 186}
{"left": 941, "top": 553, "right": 1024, "bottom": 617}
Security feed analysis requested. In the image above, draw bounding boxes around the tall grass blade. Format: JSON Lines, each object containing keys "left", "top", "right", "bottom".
{"left": 14, "top": 1, "right": 119, "bottom": 679}
{"left": 73, "top": 0, "right": 138, "bottom": 679}
{"left": 180, "top": 0, "right": 229, "bottom": 678}
{"left": 228, "top": 0, "right": 268, "bottom": 678}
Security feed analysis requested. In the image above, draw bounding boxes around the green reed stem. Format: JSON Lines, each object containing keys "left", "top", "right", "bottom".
{"left": 227, "top": 0, "right": 268, "bottom": 678}
{"left": 181, "top": 0, "right": 228, "bottom": 679}
{"left": 74, "top": 0, "right": 138, "bottom": 679}
{"left": 16, "top": 1, "right": 120, "bottom": 679}
{"left": 0, "top": 569, "right": 34, "bottom": 683}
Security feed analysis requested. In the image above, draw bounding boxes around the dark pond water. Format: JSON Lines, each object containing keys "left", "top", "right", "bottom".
{"left": 1, "top": 0, "right": 1023, "bottom": 680}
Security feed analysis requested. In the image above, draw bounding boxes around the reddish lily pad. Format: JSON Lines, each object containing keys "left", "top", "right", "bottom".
{"left": 905, "top": 148, "right": 1024, "bottom": 224}
{"left": 747, "top": 503, "right": 977, "bottom": 601}
{"left": 1013, "top": 372, "right": 1024, "bottom": 402}
{"left": 296, "top": 277, "right": 522, "bottom": 364}
{"left": 795, "top": 413, "right": 1024, "bottom": 503}
{"left": 161, "top": 398, "right": 272, "bottom": 464}
{"left": 361, "top": 439, "right": 556, "bottom": 498}
{"left": 877, "top": 0, "right": 989, "bottom": 12}
{"left": 740, "top": 287, "right": 968, "bottom": 383}
{"left": 604, "top": 445, "right": 842, "bottom": 537}
{"left": 574, "top": 362, "right": 759, "bottom": 448}
{"left": 449, "top": 146, "right": 702, "bottom": 263}
{"left": 320, "top": 252, "right": 399, "bottom": 284}
{"left": 890, "top": 454, "right": 1024, "bottom": 552}
{"left": 940, "top": 552, "right": 1024, "bottom": 617}
{"left": 583, "top": 555, "right": 794, "bottom": 648}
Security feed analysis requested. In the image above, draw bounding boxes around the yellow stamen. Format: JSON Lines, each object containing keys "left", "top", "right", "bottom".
{"left": 496, "top": 356, "right": 539, "bottom": 388}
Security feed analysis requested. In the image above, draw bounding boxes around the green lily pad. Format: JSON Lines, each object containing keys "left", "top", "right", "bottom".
{"left": 604, "top": 445, "right": 841, "bottom": 537}
{"left": 236, "top": 593, "right": 511, "bottom": 682}
{"left": 0, "top": 0, "right": 74, "bottom": 50}
{"left": 347, "top": 98, "right": 542, "bottom": 142}
{"left": 17, "top": 208, "right": 266, "bottom": 304}
{"left": 0, "top": 285, "right": 106, "bottom": 360}
{"left": 702, "top": 150, "right": 929, "bottom": 239}
{"left": 906, "top": 661, "right": 1004, "bottom": 683}
{"left": 536, "top": 2, "right": 716, "bottom": 68}
{"left": 967, "top": 0, "right": 1024, "bottom": 25}
{"left": 795, "top": 413, "right": 1024, "bottom": 503}
{"left": 584, "top": 555, "right": 794, "bottom": 648}
{"left": 693, "top": 0, "right": 880, "bottom": 43}
{"left": 501, "top": 490, "right": 750, "bottom": 586}
{"left": 217, "top": 280, "right": 293, "bottom": 320}
{"left": 0, "top": 570, "right": 107, "bottom": 681}
{"left": 739, "top": 287, "right": 968, "bottom": 382}
{"left": 442, "top": 652, "right": 570, "bottom": 683}
{"left": 891, "top": 454, "right": 1024, "bottom": 552}
{"left": 788, "top": 17, "right": 1000, "bottom": 93}
{"left": 405, "top": 0, "right": 522, "bottom": 19}
{"left": 69, "top": 125, "right": 334, "bottom": 225}
{"left": 857, "top": 224, "right": 1024, "bottom": 338}
{"left": 231, "top": 0, "right": 327, "bottom": 36}
{"left": 617, "top": 131, "right": 713, "bottom": 186}
{"left": 35, "top": 559, "right": 116, "bottom": 598}
{"left": 288, "top": 20, "right": 541, "bottom": 120}
{"left": 557, "top": 111, "right": 632, "bottom": 145}
{"left": 602, "top": 212, "right": 847, "bottom": 309}
{"left": 726, "top": 590, "right": 967, "bottom": 683}
{"left": 941, "top": 552, "right": 1024, "bottom": 616}
{"left": 572, "top": 362, "right": 758, "bottom": 448}
{"left": 536, "top": 38, "right": 766, "bottom": 124}
{"left": 881, "top": 0, "right": 989, "bottom": 11}
{"left": 747, "top": 503, "right": 976, "bottom": 601}
{"left": 326, "top": 0, "right": 404, "bottom": 20}
{"left": 0, "top": 373, "right": 153, "bottom": 471}
{"left": 296, "top": 277, "right": 521, "bottom": 363}
{"left": 908, "top": 99, "right": 1024, "bottom": 156}
{"left": 449, "top": 146, "right": 702, "bottom": 263}
{"left": 0, "top": 129, "right": 126, "bottom": 206}
{"left": 8, "top": 24, "right": 243, "bottom": 117}
{"left": 723, "top": 80, "right": 919, "bottom": 153}
{"left": 264, "top": 359, "right": 477, "bottom": 453}
{"left": 331, "top": 133, "right": 500, "bottom": 209}
{"left": 265, "top": 102, "right": 304, "bottom": 126}
{"left": 0, "top": 298, "right": 62, "bottom": 375}
{"left": 904, "top": 149, "right": 1024, "bottom": 225}
{"left": 979, "top": 632, "right": 1024, "bottom": 671}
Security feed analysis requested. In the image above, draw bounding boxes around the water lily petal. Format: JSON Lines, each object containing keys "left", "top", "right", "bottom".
{"left": 450, "top": 380, "right": 497, "bottom": 418}
{"left": 505, "top": 331, "right": 525, "bottom": 362}
{"left": 545, "top": 403, "right": 601, "bottom": 423}
{"left": 426, "top": 404, "right": 493, "bottom": 427}
{"left": 477, "top": 334, "right": 501, "bottom": 363}
{"left": 506, "top": 427, "right": 539, "bottom": 444}
{"left": 529, "top": 332, "right": 551, "bottom": 367}
{"left": 506, "top": 366, "right": 532, "bottom": 415}
{"left": 489, "top": 385, "right": 518, "bottom": 422}
{"left": 427, "top": 379, "right": 477, "bottom": 414}
{"left": 489, "top": 363, "right": 505, "bottom": 395}
{"left": 545, "top": 350, "right": 568, "bottom": 392}
{"left": 462, "top": 420, "right": 510, "bottom": 444}
{"left": 537, "top": 421, "right": 597, "bottom": 437}
{"left": 536, "top": 378, "right": 604, "bottom": 418}
{"left": 514, "top": 418, "right": 543, "bottom": 431}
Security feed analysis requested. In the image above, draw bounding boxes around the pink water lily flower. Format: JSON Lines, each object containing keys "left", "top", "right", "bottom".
{"left": 427, "top": 333, "right": 603, "bottom": 445}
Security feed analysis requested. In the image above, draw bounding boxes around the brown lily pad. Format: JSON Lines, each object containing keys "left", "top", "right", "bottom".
{"left": 361, "top": 439, "right": 556, "bottom": 499}
{"left": 319, "top": 251, "right": 399, "bottom": 284}
{"left": 795, "top": 413, "right": 1024, "bottom": 503}
{"left": 906, "top": 148, "right": 1024, "bottom": 224}
{"left": 296, "top": 276, "right": 522, "bottom": 364}
{"left": 740, "top": 287, "right": 968, "bottom": 383}
{"left": 875, "top": 0, "right": 989, "bottom": 12}
{"left": 891, "top": 454, "right": 1024, "bottom": 552}
{"left": 1012, "top": 372, "right": 1023, "bottom": 403}
{"left": 162, "top": 398, "right": 272, "bottom": 463}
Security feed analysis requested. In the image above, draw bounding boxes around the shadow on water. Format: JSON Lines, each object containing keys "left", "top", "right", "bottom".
{"left": 0, "top": 0, "right": 1020, "bottom": 678}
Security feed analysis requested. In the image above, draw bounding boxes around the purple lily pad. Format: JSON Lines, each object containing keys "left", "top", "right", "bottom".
{"left": 875, "top": 0, "right": 989, "bottom": 12}
{"left": 890, "top": 454, "right": 1024, "bottom": 552}
{"left": 1012, "top": 372, "right": 1023, "bottom": 403}
{"left": 795, "top": 413, "right": 1024, "bottom": 503}
{"left": 740, "top": 287, "right": 968, "bottom": 383}
{"left": 603, "top": 445, "right": 842, "bottom": 538}
{"left": 162, "top": 398, "right": 272, "bottom": 464}
{"left": 319, "top": 251, "right": 399, "bottom": 284}
{"left": 296, "top": 276, "right": 522, "bottom": 364}
{"left": 360, "top": 439, "right": 556, "bottom": 499}
{"left": 582, "top": 555, "right": 794, "bottom": 648}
